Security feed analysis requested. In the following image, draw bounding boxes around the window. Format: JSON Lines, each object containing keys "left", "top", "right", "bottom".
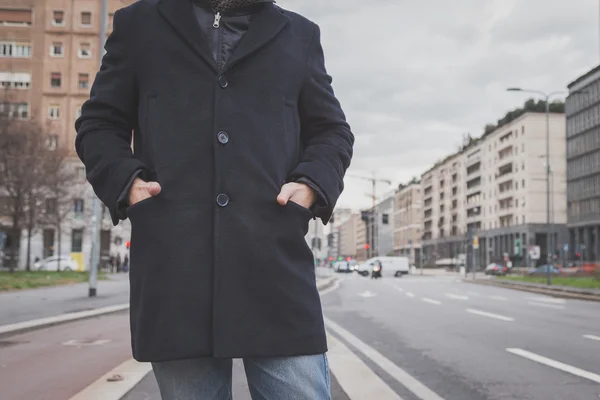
{"left": 0, "top": 72, "right": 31, "bottom": 89}
{"left": 46, "top": 134, "right": 58, "bottom": 150}
{"left": 80, "top": 11, "right": 92, "bottom": 26}
{"left": 0, "top": 102, "right": 29, "bottom": 119}
{"left": 0, "top": 8, "right": 32, "bottom": 26}
{"left": 50, "top": 42, "right": 63, "bottom": 57}
{"left": 71, "top": 229, "right": 84, "bottom": 252}
{"left": 521, "top": 143, "right": 525, "bottom": 152}
{"left": 516, "top": 182, "right": 519, "bottom": 190}
{"left": 74, "top": 199, "right": 84, "bottom": 215}
{"left": 0, "top": 41, "right": 31, "bottom": 58}
{"left": 522, "top": 179, "right": 525, "bottom": 188}
{"left": 48, "top": 104, "right": 60, "bottom": 119}
{"left": 78, "top": 43, "right": 91, "bottom": 58}
{"left": 51, "top": 72, "right": 61, "bottom": 88}
{"left": 522, "top": 126, "right": 525, "bottom": 135}
{"left": 46, "top": 198, "right": 57, "bottom": 214}
{"left": 78, "top": 73, "right": 89, "bottom": 89}
{"left": 53, "top": 10, "right": 65, "bottom": 26}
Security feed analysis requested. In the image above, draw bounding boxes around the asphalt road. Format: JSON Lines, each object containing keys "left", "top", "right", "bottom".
{"left": 322, "top": 273, "right": 600, "bottom": 400}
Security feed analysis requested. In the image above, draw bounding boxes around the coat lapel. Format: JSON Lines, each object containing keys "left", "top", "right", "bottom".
{"left": 157, "top": 0, "right": 217, "bottom": 72}
{"left": 224, "top": 4, "right": 290, "bottom": 72}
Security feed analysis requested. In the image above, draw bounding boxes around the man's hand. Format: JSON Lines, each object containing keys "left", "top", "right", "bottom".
{"left": 277, "top": 182, "right": 316, "bottom": 209}
{"left": 128, "top": 178, "right": 162, "bottom": 206}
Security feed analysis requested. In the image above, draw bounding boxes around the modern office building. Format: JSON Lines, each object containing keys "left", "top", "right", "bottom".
{"left": 338, "top": 213, "right": 359, "bottom": 260}
{"left": 393, "top": 181, "right": 422, "bottom": 265}
{"left": 566, "top": 65, "right": 600, "bottom": 261}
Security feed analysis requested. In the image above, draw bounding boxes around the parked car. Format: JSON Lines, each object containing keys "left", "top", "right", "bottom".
{"left": 356, "top": 257, "right": 410, "bottom": 277}
{"left": 34, "top": 255, "right": 79, "bottom": 272}
{"left": 527, "top": 265, "right": 561, "bottom": 276}
{"left": 485, "top": 263, "right": 508, "bottom": 276}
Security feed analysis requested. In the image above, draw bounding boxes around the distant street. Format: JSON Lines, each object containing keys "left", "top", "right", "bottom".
{"left": 323, "top": 274, "right": 600, "bottom": 400}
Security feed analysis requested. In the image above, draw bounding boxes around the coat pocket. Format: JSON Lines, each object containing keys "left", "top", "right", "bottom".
{"left": 286, "top": 200, "right": 314, "bottom": 220}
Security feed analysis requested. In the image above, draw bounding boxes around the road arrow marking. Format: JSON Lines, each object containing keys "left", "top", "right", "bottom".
{"left": 507, "top": 348, "right": 600, "bottom": 384}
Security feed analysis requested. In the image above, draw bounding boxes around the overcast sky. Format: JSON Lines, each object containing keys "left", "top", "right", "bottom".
{"left": 283, "top": 0, "right": 600, "bottom": 211}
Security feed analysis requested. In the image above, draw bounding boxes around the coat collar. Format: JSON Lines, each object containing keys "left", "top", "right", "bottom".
{"left": 157, "top": 0, "right": 289, "bottom": 73}
{"left": 157, "top": 0, "right": 217, "bottom": 71}
{"left": 223, "top": 4, "right": 289, "bottom": 72}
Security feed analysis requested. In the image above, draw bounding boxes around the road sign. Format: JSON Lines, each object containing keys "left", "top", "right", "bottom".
{"left": 473, "top": 236, "right": 479, "bottom": 249}
{"left": 528, "top": 246, "right": 540, "bottom": 260}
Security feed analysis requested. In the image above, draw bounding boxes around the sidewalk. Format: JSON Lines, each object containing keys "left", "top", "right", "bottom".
{"left": 470, "top": 277, "right": 600, "bottom": 301}
{"left": 0, "top": 273, "right": 130, "bottom": 326}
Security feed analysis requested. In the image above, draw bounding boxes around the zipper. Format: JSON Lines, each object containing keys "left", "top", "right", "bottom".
{"left": 213, "top": 12, "right": 221, "bottom": 28}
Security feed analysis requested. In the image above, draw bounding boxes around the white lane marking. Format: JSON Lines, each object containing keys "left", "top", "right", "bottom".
{"left": 525, "top": 297, "right": 565, "bottom": 305}
{"left": 325, "top": 317, "right": 444, "bottom": 400}
{"left": 528, "top": 302, "right": 565, "bottom": 310}
{"left": 466, "top": 308, "right": 514, "bottom": 322}
{"left": 359, "top": 291, "right": 377, "bottom": 298}
{"left": 422, "top": 298, "right": 441, "bottom": 305}
{"left": 506, "top": 348, "right": 600, "bottom": 384}
{"left": 583, "top": 334, "right": 600, "bottom": 342}
{"left": 406, "top": 292, "right": 415, "bottom": 298}
{"left": 0, "top": 303, "right": 130, "bottom": 336}
{"left": 489, "top": 295, "right": 508, "bottom": 301}
{"left": 466, "top": 291, "right": 480, "bottom": 296}
{"left": 327, "top": 333, "right": 403, "bottom": 400}
{"left": 68, "top": 358, "right": 152, "bottom": 400}
{"left": 62, "top": 339, "right": 112, "bottom": 346}
{"left": 445, "top": 293, "right": 469, "bottom": 300}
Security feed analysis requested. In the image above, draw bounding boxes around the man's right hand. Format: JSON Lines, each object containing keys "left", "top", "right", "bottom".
{"left": 128, "top": 177, "right": 162, "bottom": 206}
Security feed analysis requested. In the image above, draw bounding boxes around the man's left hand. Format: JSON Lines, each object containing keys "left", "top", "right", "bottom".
{"left": 277, "top": 182, "right": 316, "bottom": 209}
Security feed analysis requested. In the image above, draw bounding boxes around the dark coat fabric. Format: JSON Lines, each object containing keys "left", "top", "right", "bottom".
{"left": 75, "top": 0, "right": 353, "bottom": 362}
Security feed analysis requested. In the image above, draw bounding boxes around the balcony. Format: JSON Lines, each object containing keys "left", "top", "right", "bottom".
{"left": 465, "top": 154, "right": 482, "bottom": 168}
{"left": 497, "top": 206, "right": 514, "bottom": 217}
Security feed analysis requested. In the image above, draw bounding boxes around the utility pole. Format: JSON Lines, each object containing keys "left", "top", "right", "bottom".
{"left": 88, "top": 0, "right": 108, "bottom": 297}
{"left": 347, "top": 173, "right": 392, "bottom": 258}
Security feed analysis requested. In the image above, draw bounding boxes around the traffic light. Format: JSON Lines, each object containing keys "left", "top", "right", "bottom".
{"left": 327, "top": 233, "right": 334, "bottom": 247}
{"left": 365, "top": 243, "right": 370, "bottom": 250}
{"left": 382, "top": 214, "right": 389, "bottom": 225}
{"left": 126, "top": 241, "right": 130, "bottom": 249}
{"left": 330, "top": 214, "right": 335, "bottom": 224}
{"left": 329, "top": 256, "right": 334, "bottom": 262}
{"left": 361, "top": 211, "right": 370, "bottom": 222}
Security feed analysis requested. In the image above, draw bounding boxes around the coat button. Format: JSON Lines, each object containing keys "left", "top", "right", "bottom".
{"left": 217, "top": 131, "right": 229, "bottom": 144}
{"left": 216, "top": 193, "right": 229, "bottom": 207}
{"left": 218, "top": 75, "right": 228, "bottom": 88}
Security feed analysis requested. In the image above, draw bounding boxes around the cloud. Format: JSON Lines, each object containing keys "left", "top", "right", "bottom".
{"left": 281, "top": 0, "right": 600, "bottom": 210}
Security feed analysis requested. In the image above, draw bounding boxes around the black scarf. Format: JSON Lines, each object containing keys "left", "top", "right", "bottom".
{"left": 194, "top": 0, "right": 274, "bottom": 13}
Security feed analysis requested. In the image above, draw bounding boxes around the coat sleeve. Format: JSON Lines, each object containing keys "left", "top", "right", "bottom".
{"left": 74, "top": 8, "right": 147, "bottom": 226}
{"left": 289, "top": 23, "right": 354, "bottom": 224}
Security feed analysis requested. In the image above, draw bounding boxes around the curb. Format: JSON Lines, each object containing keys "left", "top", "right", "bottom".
{"left": 0, "top": 277, "right": 338, "bottom": 338}
{"left": 467, "top": 279, "right": 600, "bottom": 302}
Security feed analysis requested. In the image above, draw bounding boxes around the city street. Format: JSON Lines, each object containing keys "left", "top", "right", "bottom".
{"left": 1, "top": 274, "right": 599, "bottom": 399}
{"left": 322, "top": 274, "right": 600, "bottom": 400}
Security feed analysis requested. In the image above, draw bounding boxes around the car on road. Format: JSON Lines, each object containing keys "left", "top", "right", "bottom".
{"left": 34, "top": 255, "right": 79, "bottom": 272}
{"left": 357, "top": 257, "right": 410, "bottom": 278}
{"left": 333, "top": 261, "right": 352, "bottom": 273}
{"left": 485, "top": 263, "right": 508, "bottom": 276}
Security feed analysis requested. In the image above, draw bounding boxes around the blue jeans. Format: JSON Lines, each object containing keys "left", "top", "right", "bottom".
{"left": 152, "top": 354, "right": 330, "bottom": 400}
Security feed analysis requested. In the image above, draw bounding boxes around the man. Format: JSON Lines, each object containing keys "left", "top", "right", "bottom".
{"left": 75, "top": 0, "right": 353, "bottom": 398}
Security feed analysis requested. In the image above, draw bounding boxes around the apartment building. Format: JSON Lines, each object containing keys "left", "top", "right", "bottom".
{"left": 0, "top": 0, "right": 136, "bottom": 154}
{"left": 355, "top": 211, "right": 368, "bottom": 261}
{"left": 421, "top": 153, "right": 466, "bottom": 263}
{"left": 566, "top": 65, "right": 600, "bottom": 261}
{"left": 421, "top": 111, "right": 567, "bottom": 266}
{"left": 327, "top": 208, "right": 353, "bottom": 259}
{"left": 338, "top": 213, "right": 359, "bottom": 260}
{"left": 477, "top": 112, "right": 567, "bottom": 265}
{"left": 393, "top": 181, "right": 422, "bottom": 265}
{"left": 0, "top": 1, "right": 135, "bottom": 269}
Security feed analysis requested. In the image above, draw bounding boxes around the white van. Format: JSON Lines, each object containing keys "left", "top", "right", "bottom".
{"left": 357, "top": 257, "right": 410, "bottom": 277}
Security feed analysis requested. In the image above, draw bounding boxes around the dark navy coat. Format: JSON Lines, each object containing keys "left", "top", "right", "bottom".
{"left": 75, "top": 0, "right": 353, "bottom": 361}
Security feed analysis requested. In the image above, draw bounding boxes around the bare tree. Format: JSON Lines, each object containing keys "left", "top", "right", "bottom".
{"left": 42, "top": 153, "right": 82, "bottom": 272}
